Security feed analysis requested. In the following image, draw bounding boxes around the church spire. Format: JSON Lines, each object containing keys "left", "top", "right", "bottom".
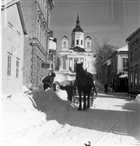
{"left": 76, "top": 14, "right": 80, "bottom": 28}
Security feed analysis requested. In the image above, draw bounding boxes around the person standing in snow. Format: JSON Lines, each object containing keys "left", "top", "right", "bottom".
{"left": 55, "top": 76, "right": 74, "bottom": 102}
{"left": 42, "top": 72, "right": 56, "bottom": 90}
{"left": 104, "top": 83, "right": 108, "bottom": 93}
{"left": 59, "top": 81, "right": 74, "bottom": 102}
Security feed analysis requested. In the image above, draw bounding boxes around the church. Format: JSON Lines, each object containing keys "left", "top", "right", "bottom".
{"left": 59, "top": 15, "right": 95, "bottom": 75}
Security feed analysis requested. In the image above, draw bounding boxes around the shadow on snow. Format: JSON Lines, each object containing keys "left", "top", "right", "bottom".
{"left": 32, "top": 90, "right": 140, "bottom": 142}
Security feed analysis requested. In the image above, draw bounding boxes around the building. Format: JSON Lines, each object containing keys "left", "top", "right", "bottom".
{"left": 126, "top": 27, "right": 140, "bottom": 95}
{"left": 1, "top": 0, "right": 27, "bottom": 95}
{"left": 20, "top": 0, "right": 54, "bottom": 89}
{"left": 100, "top": 46, "right": 128, "bottom": 92}
{"left": 59, "top": 15, "right": 94, "bottom": 76}
{"left": 48, "top": 31, "right": 57, "bottom": 71}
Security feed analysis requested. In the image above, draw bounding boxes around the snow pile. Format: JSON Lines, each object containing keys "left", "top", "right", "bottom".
{"left": 22, "top": 85, "right": 31, "bottom": 93}
{"left": 135, "top": 94, "right": 140, "bottom": 104}
{"left": 55, "top": 89, "right": 68, "bottom": 100}
{"left": 2, "top": 92, "right": 46, "bottom": 136}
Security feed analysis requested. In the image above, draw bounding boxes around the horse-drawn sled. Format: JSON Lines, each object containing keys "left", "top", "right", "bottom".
{"left": 72, "top": 85, "right": 96, "bottom": 108}
{"left": 42, "top": 62, "right": 97, "bottom": 111}
{"left": 55, "top": 62, "right": 97, "bottom": 111}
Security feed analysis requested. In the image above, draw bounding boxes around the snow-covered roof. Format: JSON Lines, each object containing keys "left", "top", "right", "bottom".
{"left": 117, "top": 45, "right": 128, "bottom": 52}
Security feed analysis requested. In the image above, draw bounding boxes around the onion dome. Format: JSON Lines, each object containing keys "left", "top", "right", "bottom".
{"left": 72, "top": 14, "right": 83, "bottom": 33}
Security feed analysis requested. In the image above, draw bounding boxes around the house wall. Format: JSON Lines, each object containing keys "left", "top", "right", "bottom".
{"left": 21, "top": 0, "right": 53, "bottom": 89}
{"left": 2, "top": 4, "right": 24, "bottom": 95}
{"left": 127, "top": 28, "right": 140, "bottom": 94}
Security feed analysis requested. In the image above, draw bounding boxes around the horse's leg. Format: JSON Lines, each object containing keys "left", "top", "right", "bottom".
{"left": 78, "top": 88, "right": 82, "bottom": 111}
{"left": 83, "top": 94, "right": 87, "bottom": 110}
{"left": 87, "top": 94, "right": 90, "bottom": 109}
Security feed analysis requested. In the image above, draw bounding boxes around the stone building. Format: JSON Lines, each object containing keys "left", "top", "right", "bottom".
{"left": 99, "top": 46, "right": 128, "bottom": 92}
{"left": 59, "top": 15, "right": 94, "bottom": 75}
{"left": 126, "top": 27, "right": 140, "bottom": 95}
{"left": 20, "top": 0, "right": 54, "bottom": 89}
{"left": 1, "top": 0, "right": 27, "bottom": 95}
{"left": 48, "top": 35, "right": 57, "bottom": 71}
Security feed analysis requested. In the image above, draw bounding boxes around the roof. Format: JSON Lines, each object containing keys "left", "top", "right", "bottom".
{"left": 109, "top": 45, "right": 128, "bottom": 58}
{"left": 117, "top": 45, "right": 128, "bottom": 52}
{"left": 126, "top": 27, "right": 140, "bottom": 42}
{"left": 85, "top": 36, "right": 91, "bottom": 39}
{"left": 62, "top": 36, "right": 68, "bottom": 39}
{"left": 1, "top": 0, "right": 28, "bottom": 35}
{"left": 69, "top": 46, "right": 85, "bottom": 52}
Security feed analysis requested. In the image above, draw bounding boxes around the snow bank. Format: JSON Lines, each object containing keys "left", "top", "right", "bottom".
{"left": 55, "top": 89, "right": 68, "bottom": 100}
{"left": 2, "top": 92, "right": 46, "bottom": 136}
{"left": 32, "top": 89, "right": 75, "bottom": 122}
{"left": 135, "top": 94, "right": 140, "bottom": 104}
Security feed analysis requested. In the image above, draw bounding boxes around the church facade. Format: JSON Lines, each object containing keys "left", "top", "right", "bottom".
{"left": 59, "top": 15, "right": 94, "bottom": 75}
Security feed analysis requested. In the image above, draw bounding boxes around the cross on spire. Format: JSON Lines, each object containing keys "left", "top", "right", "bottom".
{"left": 76, "top": 14, "right": 80, "bottom": 28}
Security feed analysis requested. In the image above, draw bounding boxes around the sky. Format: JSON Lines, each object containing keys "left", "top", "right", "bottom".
{"left": 50, "top": 0, "right": 140, "bottom": 55}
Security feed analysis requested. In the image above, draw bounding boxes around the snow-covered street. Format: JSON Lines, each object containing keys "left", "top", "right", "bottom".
{"left": 1, "top": 87, "right": 140, "bottom": 146}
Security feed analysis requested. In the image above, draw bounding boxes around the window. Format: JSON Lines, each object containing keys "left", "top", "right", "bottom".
{"left": 81, "top": 40, "right": 83, "bottom": 45}
{"left": 16, "top": 59, "right": 19, "bottom": 78}
{"left": 130, "top": 72, "right": 132, "bottom": 83}
{"left": 7, "top": 22, "right": 12, "bottom": 40}
{"left": 63, "top": 42, "right": 66, "bottom": 48}
{"left": 16, "top": 31, "right": 20, "bottom": 46}
{"left": 139, "top": 68, "right": 140, "bottom": 84}
{"left": 76, "top": 39, "right": 79, "bottom": 45}
{"left": 134, "top": 72, "right": 137, "bottom": 86}
{"left": 130, "top": 44, "right": 133, "bottom": 61}
{"left": 87, "top": 42, "right": 90, "bottom": 48}
{"left": 122, "top": 58, "right": 128, "bottom": 69}
{"left": 7, "top": 54, "right": 11, "bottom": 76}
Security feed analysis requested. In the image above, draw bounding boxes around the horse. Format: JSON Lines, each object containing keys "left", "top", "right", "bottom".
{"left": 75, "top": 62, "right": 94, "bottom": 110}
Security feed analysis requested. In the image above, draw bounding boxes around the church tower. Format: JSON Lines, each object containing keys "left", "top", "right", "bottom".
{"left": 85, "top": 36, "right": 92, "bottom": 52}
{"left": 71, "top": 14, "right": 84, "bottom": 49}
{"left": 61, "top": 36, "right": 69, "bottom": 52}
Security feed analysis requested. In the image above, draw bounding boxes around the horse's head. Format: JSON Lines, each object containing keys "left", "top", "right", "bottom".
{"left": 75, "top": 62, "right": 84, "bottom": 74}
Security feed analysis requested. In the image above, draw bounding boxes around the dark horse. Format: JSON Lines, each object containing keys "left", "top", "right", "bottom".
{"left": 75, "top": 62, "right": 94, "bottom": 111}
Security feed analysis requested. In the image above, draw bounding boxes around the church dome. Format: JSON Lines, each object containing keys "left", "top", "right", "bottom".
{"left": 72, "top": 14, "right": 83, "bottom": 33}
{"left": 72, "top": 27, "right": 83, "bottom": 33}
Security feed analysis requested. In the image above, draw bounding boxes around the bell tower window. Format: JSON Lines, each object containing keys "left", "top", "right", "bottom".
{"left": 77, "top": 39, "right": 79, "bottom": 45}
{"left": 63, "top": 42, "right": 66, "bottom": 48}
{"left": 87, "top": 42, "right": 90, "bottom": 48}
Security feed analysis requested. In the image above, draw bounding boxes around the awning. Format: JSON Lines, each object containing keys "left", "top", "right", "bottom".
{"left": 119, "top": 74, "right": 128, "bottom": 78}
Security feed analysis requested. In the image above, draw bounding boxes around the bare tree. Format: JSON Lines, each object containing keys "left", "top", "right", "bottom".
{"left": 95, "top": 38, "right": 118, "bottom": 78}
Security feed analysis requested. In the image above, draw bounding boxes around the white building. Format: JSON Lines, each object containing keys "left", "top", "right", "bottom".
{"left": 59, "top": 15, "right": 94, "bottom": 75}
{"left": 1, "top": 0, "right": 27, "bottom": 96}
